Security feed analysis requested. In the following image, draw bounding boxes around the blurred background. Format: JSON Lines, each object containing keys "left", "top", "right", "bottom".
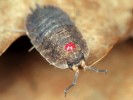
{"left": 0, "top": 36, "right": 133, "bottom": 100}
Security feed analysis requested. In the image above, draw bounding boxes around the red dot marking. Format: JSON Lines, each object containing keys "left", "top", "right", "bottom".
{"left": 65, "top": 42, "right": 76, "bottom": 51}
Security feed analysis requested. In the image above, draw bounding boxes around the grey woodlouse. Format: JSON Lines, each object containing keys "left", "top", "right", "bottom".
{"left": 26, "top": 4, "right": 107, "bottom": 96}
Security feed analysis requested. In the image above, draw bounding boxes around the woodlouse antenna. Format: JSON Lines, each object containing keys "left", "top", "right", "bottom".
{"left": 64, "top": 60, "right": 108, "bottom": 97}
{"left": 64, "top": 66, "right": 79, "bottom": 97}
{"left": 81, "top": 60, "right": 108, "bottom": 74}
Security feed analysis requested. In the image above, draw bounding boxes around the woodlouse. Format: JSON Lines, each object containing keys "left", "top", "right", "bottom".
{"left": 26, "top": 4, "right": 107, "bottom": 96}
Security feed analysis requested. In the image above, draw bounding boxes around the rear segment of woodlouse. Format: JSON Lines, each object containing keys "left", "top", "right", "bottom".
{"left": 26, "top": 5, "right": 107, "bottom": 96}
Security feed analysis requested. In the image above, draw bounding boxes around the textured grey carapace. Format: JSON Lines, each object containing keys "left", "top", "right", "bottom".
{"left": 26, "top": 5, "right": 89, "bottom": 69}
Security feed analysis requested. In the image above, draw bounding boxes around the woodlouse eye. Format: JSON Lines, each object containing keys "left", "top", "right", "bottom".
{"left": 64, "top": 42, "right": 76, "bottom": 51}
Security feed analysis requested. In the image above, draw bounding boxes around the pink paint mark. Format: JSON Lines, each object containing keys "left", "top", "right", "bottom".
{"left": 64, "top": 42, "right": 76, "bottom": 51}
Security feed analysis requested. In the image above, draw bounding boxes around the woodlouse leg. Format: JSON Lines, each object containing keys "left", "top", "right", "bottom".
{"left": 81, "top": 60, "right": 108, "bottom": 74}
{"left": 28, "top": 46, "right": 35, "bottom": 52}
{"left": 64, "top": 66, "right": 79, "bottom": 97}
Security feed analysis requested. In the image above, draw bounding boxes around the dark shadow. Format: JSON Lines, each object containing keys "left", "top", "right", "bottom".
{"left": 0, "top": 36, "right": 45, "bottom": 93}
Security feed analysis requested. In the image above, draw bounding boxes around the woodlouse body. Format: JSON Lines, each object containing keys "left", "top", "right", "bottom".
{"left": 26, "top": 5, "right": 89, "bottom": 69}
{"left": 26, "top": 5, "right": 107, "bottom": 96}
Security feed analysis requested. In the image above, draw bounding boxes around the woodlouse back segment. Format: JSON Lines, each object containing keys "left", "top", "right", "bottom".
{"left": 26, "top": 6, "right": 74, "bottom": 39}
